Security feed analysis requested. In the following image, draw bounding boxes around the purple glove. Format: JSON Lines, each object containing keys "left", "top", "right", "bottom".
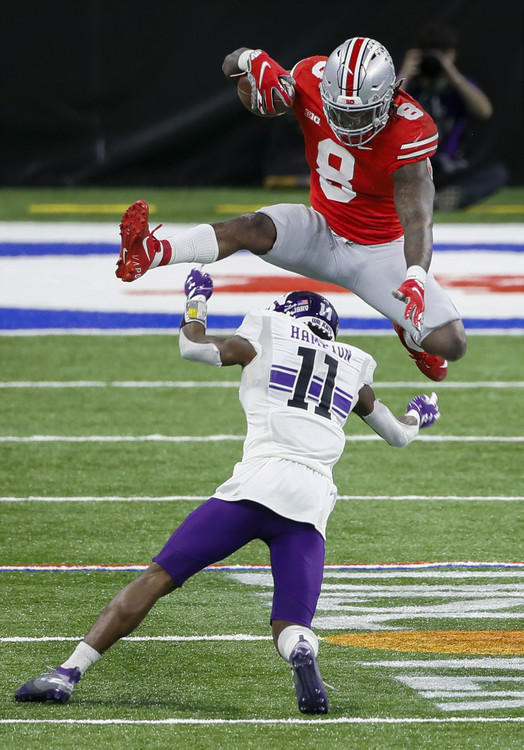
{"left": 184, "top": 268, "right": 213, "bottom": 300}
{"left": 406, "top": 392, "right": 440, "bottom": 428}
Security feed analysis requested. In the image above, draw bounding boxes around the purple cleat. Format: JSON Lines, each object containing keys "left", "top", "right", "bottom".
{"left": 290, "top": 638, "right": 328, "bottom": 714}
{"left": 15, "top": 666, "right": 81, "bottom": 704}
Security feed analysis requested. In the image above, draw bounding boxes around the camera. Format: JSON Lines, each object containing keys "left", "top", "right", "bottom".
{"left": 420, "top": 50, "right": 443, "bottom": 78}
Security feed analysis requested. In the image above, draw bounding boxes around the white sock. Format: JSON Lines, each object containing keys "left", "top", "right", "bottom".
{"left": 60, "top": 641, "right": 101, "bottom": 675}
{"left": 162, "top": 224, "right": 219, "bottom": 266}
{"left": 277, "top": 625, "right": 319, "bottom": 661}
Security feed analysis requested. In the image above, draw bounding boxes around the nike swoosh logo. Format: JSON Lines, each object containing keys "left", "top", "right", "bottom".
{"left": 121, "top": 247, "right": 128, "bottom": 262}
{"left": 258, "top": 61, "right": 270, "bottom": 88}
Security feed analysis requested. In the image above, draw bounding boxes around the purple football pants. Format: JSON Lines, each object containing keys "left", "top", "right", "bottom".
{"left": 153, "top": 497, "right": 325, "bottom": 628}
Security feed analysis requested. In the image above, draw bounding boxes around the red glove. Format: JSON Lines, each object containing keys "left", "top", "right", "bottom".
{"left": 240, "top": 49, "right": 294, "bottom": 115}
{"left": 392, "top": 266, "right": 427, "bottom": 331}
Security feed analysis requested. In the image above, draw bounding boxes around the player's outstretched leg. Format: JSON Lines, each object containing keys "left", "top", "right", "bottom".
{"left": 15, "top": 666, "right": 81, "bottom": 704}
{"left": 289, "top": 637, "right": 329, "bottom": 714}
{"left": 393, "top": 323, "right": 448, "bottom": 381}
{"left": 116, "top": 202, "right": 278, "bottom": 283}
{"left": 15, "top": 564, "right": 177, "bottom": 705}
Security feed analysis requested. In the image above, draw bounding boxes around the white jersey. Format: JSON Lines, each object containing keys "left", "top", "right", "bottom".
{"left": 213, "top": 310, "right": 376, "bottom": 537}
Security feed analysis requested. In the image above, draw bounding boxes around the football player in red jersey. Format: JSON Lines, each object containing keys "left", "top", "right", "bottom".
{"left": 116, "top": 38, "right": 467, "bottom": 382}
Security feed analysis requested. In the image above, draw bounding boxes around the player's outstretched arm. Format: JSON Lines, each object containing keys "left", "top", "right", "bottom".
{"left": 392, "top": 161, "right": 435, "bottom": 331}
{"left": 353, "top": 384, "right": 440, "bottom": 447}
{"left": 179, "top": 268, "right": 256, "bottom": 367}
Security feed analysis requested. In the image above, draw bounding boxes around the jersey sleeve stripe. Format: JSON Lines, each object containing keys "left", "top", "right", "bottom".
{"left": 400, "top": 134, "right": 439, "bottom": 150}
{"left": 397, "top": 144, "right": 438, "bottom": 160}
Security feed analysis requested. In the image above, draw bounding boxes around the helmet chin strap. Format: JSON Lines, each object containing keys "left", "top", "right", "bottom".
{"left": 333, "top": 107, "right": 389, "bottom": 147}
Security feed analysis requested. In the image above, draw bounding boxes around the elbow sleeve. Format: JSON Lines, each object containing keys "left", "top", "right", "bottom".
{"left": 179, "top": 327, "right": 222, "bottom": 367}
{"left": 363, "top": 399, "right": 419, "bottom": 447}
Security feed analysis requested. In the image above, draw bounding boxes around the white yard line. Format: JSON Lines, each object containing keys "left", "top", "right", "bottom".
{"left": 1, "top": 717, "right": 523, "bottom": 725}
{"left": 0, "top": 434, "right": 522, "bottom": 443}
{"left": 1, "top": 634, "right": 272, "bottom": 643}
{"left": 0, "top": 380, "right": 239, "bottom": 388}
{"left": 1, "top": 380, "right": 523, "bottom": 388}
{"left": 3, "top": 562, "right": 523, "bottom": 572}
{"left": 0, "top": 495, "right": 522, "bottom": 502}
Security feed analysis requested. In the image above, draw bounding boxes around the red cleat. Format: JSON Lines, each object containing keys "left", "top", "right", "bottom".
{"left": 393, "top": 323, "right": 448, "bottom": 382}
{"left": 116, "top": 200, "right": 162, "bottom": 282}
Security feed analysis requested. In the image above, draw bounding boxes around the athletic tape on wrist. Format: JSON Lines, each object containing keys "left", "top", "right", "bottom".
{"left": 405, "top": 265, "right": 427, "bottom": 286}
{"left": 237, "top": 49, "right": 256, "bottom": 72}
{"left": 183, "top": 296, "right": 208, "bottom": 325}
{"left": 405, "top": 408, "right": 422, "bottom": 425}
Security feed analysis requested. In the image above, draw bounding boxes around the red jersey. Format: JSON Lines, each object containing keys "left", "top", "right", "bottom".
{"left": 291, "top": 56, "right": 438, "bottom": 245}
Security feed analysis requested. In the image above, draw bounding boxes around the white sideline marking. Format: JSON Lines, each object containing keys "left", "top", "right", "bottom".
{"left": 3, "top": 562, "right": 523, "bottom": 573}
{"left": 4, "top": 568, "right": 524, "bottom": 579}
{"left": 0, "top": 381, "right": 239, "bottom": 388}
{"left": 2, "top": 219, "right": 521, "bottom": 242}
{"left": 0, "top": 495, "right": 522, "bottom": 503}
{"left": 322, "top": 570, "right": 524, "bottom": 579}
{"left": 0, "top": 434, "right": 243, "bottom": 443}
{"left": 1, "top": 635, "right": 272, "bottom": 643}
{"left": 3, "top": 219, "right": 522, "bottom": 242}
{"left": 0, "top": 495, "right": 208, "bottom": 502}
{"left": 1, "top": 380, "right": 523, "bottom": 389}
{"left": 1, "top": 434, "right": 523, "bottom": 443}
{"left": 340, "top": 495, "right": 524, "bottom": 501}
{"left": 3, "top": 328, "right": 524, "bottom": 337}
{"left": 1, "top": 717, "right": 523, "bottom": 725}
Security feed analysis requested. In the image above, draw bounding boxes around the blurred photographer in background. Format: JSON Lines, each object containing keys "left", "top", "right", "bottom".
{"left": 398, "top": 23, "right": 508, "bottom": 211}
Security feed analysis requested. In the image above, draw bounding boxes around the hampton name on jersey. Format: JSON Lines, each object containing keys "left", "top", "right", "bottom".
{"left": 213, "top": 309, "right": 376, "bottom": 535}
{"left": 290, "top": 56, "right": 439, "bottom": 245}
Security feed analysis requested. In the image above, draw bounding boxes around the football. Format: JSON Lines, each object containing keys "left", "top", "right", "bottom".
{"left": 237, "top": 74, "right": 294, "bottom": 118}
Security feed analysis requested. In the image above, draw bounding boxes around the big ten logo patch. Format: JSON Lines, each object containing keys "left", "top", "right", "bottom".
{"left": 304, "top": 108, "right": 321, "bottom": 125}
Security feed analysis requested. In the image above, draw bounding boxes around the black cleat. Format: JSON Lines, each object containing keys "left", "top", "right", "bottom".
{"left": 290, "top": 638, "right": 328, "bottom": 714}
{"left": 15, "top": 666, "right": 81, "bottom": 704}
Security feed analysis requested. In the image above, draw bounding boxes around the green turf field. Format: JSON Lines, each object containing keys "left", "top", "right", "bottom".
{"left": 1, "top": 331, "right": 523, "bottom": 749}
{"left": 1, "top": 185, "right": 523, "bottom": 747}
{"left": 0, "top": 185, "right": 523, "bottom": 223}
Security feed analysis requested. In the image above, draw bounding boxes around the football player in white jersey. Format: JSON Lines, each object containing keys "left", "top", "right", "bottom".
{"left": 16, "top": 270, "right": 440, "bottom": 715}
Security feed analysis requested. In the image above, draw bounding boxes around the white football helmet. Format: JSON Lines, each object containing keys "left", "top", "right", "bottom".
{"left": 320, "top": 37, "right": 396, "bottom": 147}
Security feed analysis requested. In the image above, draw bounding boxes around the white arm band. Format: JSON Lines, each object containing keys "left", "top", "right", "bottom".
{"left": 179, "top": 327, "right": 222, "bottom": 367}
{"left": 362, "top": 399, "right": 419, "bottom": 448}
